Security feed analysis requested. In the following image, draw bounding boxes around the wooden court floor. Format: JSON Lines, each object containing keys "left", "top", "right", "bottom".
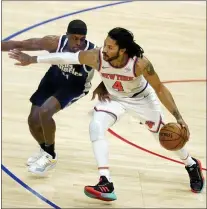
{"left": 1, "top": 1, "right": 206, "bottom": 208}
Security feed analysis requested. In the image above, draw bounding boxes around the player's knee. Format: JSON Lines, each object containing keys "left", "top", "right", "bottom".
{"left": 28, "top": 113, "right": 41, "bottom": 128}
{"left": 39, "top": 107, "right": 52, "bottom": 120}
{"left": 89, "top": 119, "right": 105, "bottom": 142}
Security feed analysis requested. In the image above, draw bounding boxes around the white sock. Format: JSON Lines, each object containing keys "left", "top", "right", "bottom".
{"left": 99, "top": 168, "right": 110, "bottom": 181}
{"left": 174, "top": 148, "right": 196, "bottom": 167}
{"left": 90, "top": 111, "right": 116, "bottom": 182}
{"left": 151, "top": 127, "right": 196, "bottom": 167}
{"left": 92, "top": 139, "right": 111, "bottom": 181}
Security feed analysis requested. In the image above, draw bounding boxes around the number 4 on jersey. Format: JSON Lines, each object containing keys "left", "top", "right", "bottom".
{"left": 112, "top": 81, "right": 124, "bottom": 91}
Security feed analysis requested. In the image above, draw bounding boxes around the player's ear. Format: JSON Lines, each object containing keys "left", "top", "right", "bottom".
{"left": 119, "top": 48, "right": 126, "bottom": 55}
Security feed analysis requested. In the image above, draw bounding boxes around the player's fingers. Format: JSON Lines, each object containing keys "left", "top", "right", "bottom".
{"left": 101, "top": 94, "right": 107, "bottom": 102}
{"left": 178, "top": 121, "right": 185, "bottom": 128}
{"left": 186, "top": 127, "right": 190, "bottom": 137}
{"left": 8, "top": 55, "right": 19, "bottom": 60}
{"left": 9, "top": 49, "right": 20, "bottom": 56}
{"left": 14, "top": 63, "right": 23, "bottom": 66}
{"left": 11, "top": 49, "right": 21, "bottom": 54}
{"left": 8, "top": 52, "right": 16, "bottom": 57}
{"left": 106, "top": 94, "right": 111, "bottom": 101}
{"left": 98, "top": 94, "right": 102, "bottom": 101}
{"left": 182, "top": 125, "right": 190, "bottom": 139}
{"left": 91, "top": 92, "right": 96, "bottom": 100}
{"left": 103, "top": 96, "right": 108, "bottom": 102}
{"left": 182, "top": 124, "right": 188, "bottom": 131}
{"left": 8, "top": 51, "right": 20, "bottom": 57}
{"left": 98, "top": 94, "right": 104, "bottom": 102}
{"left": 103, "top": 94, "right": 110, "bottom": 102}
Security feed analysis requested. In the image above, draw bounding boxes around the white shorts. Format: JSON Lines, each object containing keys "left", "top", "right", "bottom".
{"left": 94, "top": 87, "right": 165, "bottom": 133}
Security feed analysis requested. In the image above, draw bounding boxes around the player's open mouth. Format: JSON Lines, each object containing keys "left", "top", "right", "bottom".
{"left": 73, "top": 47, "right": 79, "bottom": 51}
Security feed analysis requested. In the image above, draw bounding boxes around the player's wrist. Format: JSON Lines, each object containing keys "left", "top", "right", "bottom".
{"left": 30, "top": 56, "right": 38, "bottom": 64}
{"left": 172, "top": 110, "right": 182, "bottom": 121}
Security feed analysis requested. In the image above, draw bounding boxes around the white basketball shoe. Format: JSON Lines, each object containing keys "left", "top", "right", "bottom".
{"left": 28, "top": 151, "right": 57, "bottom": 175}
{"left": 27, "top": 148, "right": 45, "bottom": 166}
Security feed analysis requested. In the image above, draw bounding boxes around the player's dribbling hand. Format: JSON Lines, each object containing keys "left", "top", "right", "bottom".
{"left": 177, "top": 118, "right": 190, "bottom": 139}
{"left": 8, "top": 49, "right": 33, "bottom": 66}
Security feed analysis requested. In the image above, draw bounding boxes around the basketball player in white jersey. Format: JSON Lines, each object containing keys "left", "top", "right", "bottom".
{"left": 8, "top": 27, "right": 204, "bottom": 200}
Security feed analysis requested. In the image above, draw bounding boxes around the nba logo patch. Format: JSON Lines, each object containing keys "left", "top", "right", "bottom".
{"left": 145, "top": 121, "right": 155, "bottom": 129}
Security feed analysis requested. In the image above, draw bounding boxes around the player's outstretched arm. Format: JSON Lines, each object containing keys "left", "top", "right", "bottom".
{"left": 2, "top": 36, "right": 59, "bottom": 52}
{"left": 8, "top": 48, "right": 100, "bottom": 69}
{"left": 137, "top": 58, "right": 190, "bottom": 134}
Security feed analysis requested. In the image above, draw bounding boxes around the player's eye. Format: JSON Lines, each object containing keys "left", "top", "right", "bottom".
{"left": 80, "top": 37, "right": 85, "bottom": 42}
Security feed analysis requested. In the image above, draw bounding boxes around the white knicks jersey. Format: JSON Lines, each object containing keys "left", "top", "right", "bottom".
{"left": 98, "top": 47, "right": 149, "bottom": 98}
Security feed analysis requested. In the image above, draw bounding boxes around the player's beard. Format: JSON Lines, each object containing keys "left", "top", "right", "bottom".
{"left": 103, "top": 50, "right": 120, "bottom": 62}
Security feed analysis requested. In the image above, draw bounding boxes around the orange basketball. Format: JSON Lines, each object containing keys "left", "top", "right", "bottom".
{"left": 159, "top": 122, "right": 189, "bottom": 151}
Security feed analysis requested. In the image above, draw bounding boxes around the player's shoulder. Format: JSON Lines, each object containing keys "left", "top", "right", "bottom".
{"left": 42, "top": 35, "right": 60, "bottom": 41}
{"left": 136, "top": 55, "right": 151, "bottom": 69}
{"left": 40, "top": 35, "right": 61, "bottom": 52}
{"left": 134, "top": 55, "right": 152, "bottom": 75}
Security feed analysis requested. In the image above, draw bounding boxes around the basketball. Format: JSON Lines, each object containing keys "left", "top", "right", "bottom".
{"left": 159, "top": 122, "right": 189, "bottom": 151}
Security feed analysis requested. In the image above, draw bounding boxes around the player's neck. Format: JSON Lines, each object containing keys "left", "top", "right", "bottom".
{"left": 109, "top": 54, "right": 129, "bottom": 69}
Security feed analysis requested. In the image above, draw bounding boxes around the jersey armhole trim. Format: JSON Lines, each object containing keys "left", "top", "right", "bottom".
{"left": 84, "top": 40, "right": 90, "bottom": 51}
{"left": 133, "top": 57, "right": 138, "bottom": 77}
{"left": 60, "top": 38, "right": 68, "bottom": 52}
{"left": 56, "top": 35, "right": 63, "bottom": 52}
{"left": 98, "top": 48, "right": 102, "bottom": 72}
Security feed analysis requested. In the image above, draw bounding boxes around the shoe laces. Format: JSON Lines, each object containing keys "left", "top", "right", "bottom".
{"left": 96, "top": 176, "right": 109, "bottom": 186}
{"left": 187, "top": 165, "right": 201, "bottom": 183}
{"left": 32, "top": 148, "right": 44, "bottom": 158}
{"left": 35, "top": 153, "right": 51, "bottom": 167}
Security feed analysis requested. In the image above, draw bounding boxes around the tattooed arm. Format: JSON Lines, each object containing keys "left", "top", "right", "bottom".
{"left": 2, "top": 35, "right": 59, "bottom": 52}
{"left": 135, "top": 58, "right": 188, "bottom": 130}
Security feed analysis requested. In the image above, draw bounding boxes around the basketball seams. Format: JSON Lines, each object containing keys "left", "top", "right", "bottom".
{"left": 159, "top": 122, "right": 188, "bottom": 151}
{"left": 170, "top": 139, "right": 184, "bottom": 150}
{"left": 159, "top": 129, "right": 182, "bottom": 140}
{"left": 160, "top": 138, "right": 181, "bottom": 141}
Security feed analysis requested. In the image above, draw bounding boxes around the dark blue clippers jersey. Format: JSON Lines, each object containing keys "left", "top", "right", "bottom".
{"left": 49, "top": 35, "right": 96, "bottom": 92}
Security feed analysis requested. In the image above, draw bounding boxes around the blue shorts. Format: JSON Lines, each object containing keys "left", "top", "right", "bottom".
{"left": 30, "top": 68, "right": 89, "bottom": 109}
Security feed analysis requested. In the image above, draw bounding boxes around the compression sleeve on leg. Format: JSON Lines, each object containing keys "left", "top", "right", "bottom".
{"left": 37, "top": 51, "right": 80, "bottom": 65}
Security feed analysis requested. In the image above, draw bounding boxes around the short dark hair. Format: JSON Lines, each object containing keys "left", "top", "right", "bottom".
{"left": 67, "top": 19, "right": 87, "bottom": 35}
{"left": 108, "top": 27, "right": 144, "bottom": 58}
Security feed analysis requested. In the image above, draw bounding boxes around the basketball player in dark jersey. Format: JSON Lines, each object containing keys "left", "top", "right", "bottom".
{"left": 2, "top": 19, "right": 103, "bottom": 175}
